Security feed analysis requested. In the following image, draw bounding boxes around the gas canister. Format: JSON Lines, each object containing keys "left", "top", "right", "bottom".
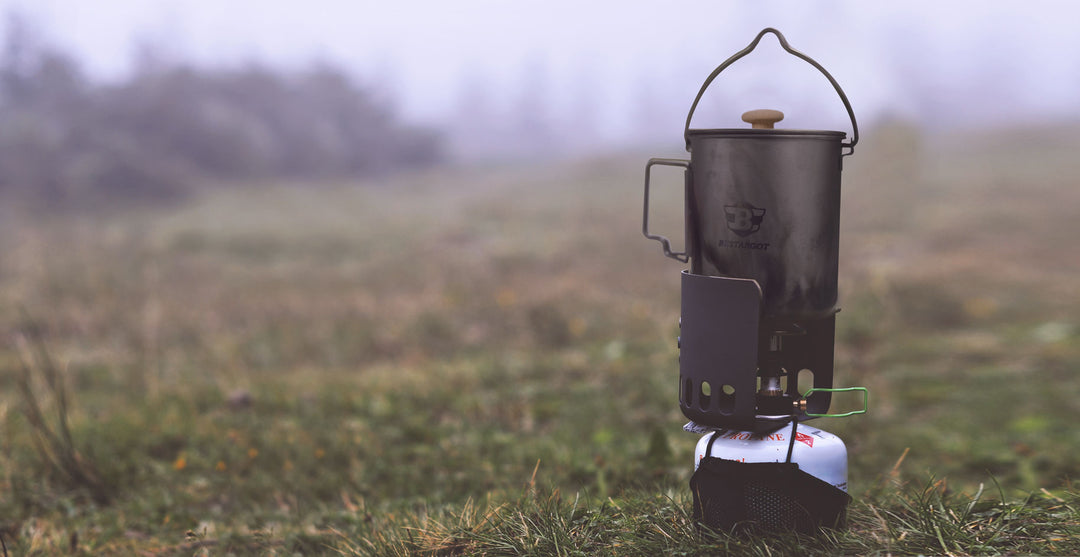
{"left": 693, "top": 423, "right": 847, "bottom": 492}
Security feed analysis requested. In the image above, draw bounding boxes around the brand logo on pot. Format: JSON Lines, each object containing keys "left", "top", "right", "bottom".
{"left": 795, "top": 432, "right": 814, "bottom": 448}
{"left": 723, "top": 203, "right": 766, "bottom": 237}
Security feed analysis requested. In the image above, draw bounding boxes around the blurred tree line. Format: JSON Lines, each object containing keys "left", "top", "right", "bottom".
{"left": 0, "top": 13, "right": 442, "bottom": 209}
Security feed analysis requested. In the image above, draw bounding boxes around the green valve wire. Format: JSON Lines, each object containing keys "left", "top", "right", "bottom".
{"left": 803, "top": 387, "right": 869, "bottom": 418}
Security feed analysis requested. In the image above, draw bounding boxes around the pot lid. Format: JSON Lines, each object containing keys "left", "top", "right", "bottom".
{"left": 686, "top": 108, "right": 846, "bottom": 139}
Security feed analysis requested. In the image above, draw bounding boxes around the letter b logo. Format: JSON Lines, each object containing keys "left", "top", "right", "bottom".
{"left": 724, "top": 203, "right": 766, "bottom": 237}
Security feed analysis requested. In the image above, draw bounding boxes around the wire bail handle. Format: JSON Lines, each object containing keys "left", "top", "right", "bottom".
{"left": 683, "top": 28, "right": 859, "bottom": 156}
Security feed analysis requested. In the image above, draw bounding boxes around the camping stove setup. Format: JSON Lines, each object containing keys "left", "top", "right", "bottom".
{"left": 642, "top": 28, "right": 868, "bottom": 533}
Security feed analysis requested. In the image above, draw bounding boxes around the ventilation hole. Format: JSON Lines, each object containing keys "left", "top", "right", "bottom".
{"left": 716, "top": 383, "right": 735, "bottom": 414}
{"left": 798, "top": 368, "right": 814, "bottom": 396}
{"left": 699, "top": 381, "right": 712, "bottom": 410}
{"left": 682, "top": 377, "right": 693, "bottom": 406}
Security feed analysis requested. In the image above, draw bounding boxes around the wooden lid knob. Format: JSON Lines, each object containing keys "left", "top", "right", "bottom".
{"left": 741, "top": 109, "right": 785, "bottom": 129}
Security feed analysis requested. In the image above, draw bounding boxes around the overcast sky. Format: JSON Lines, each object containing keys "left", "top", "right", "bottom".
{"left": 4, "top": 1, "right": 1079, "bottom": 147}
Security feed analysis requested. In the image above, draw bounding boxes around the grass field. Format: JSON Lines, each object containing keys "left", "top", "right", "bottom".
{"left": 1, "top": 122, "right": 1079, "bottom": 555}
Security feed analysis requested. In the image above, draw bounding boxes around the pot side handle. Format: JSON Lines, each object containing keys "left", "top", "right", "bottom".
{"left": 643, "top": 158, "right": 691, "bottom": 263}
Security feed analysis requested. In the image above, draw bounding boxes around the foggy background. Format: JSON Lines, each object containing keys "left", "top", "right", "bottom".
{"left": 4, "top": 3, "right": 1080, "bottom": 552}
{"left": 1, "top": 0, "right": 1078, "bottom": 191}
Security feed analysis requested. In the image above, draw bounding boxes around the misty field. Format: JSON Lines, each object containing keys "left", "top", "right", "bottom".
{"left": 2, "top": 124, "right": 1080, "bottom": 555}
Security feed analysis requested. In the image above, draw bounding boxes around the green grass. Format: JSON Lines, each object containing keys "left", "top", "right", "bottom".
{"left": 1, "top": 124, "right": 1079, "bottom": 554}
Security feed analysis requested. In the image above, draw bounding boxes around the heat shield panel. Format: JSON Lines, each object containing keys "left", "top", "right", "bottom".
{"left": 680, "top": 271, "right": 761, "bottom": 428}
